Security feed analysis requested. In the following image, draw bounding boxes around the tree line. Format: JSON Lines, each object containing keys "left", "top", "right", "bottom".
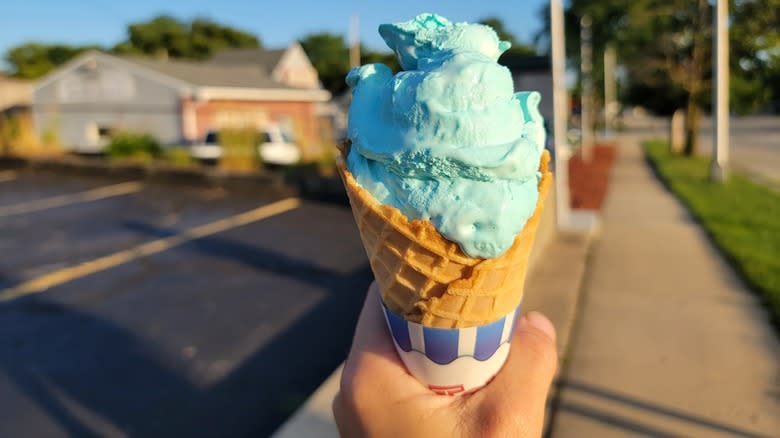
{"left": 4, "top": 5, "right": 779, "bottom": 156}
{"left": 2, "top": 15, "right": 533, "bottom": 97}
{"left": 539, "top": 0, "right": 780, "bottom": 155}
{"left": 4, "top": 16, "right": 261, "bottom": 80}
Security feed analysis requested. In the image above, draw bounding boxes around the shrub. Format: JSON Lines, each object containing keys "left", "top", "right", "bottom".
{"left": 106, "top": 132, "right": 162, "bottom": 159}
{"left": 0, "top": 113, "right": 21, "bottom": 155}
{"left": 218, "top": 128, "right": 261, "bottom": 171}
{"left": 163, "top": 146, "right": 196, "bottom": 167}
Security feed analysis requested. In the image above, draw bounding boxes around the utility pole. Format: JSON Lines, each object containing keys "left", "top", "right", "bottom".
{"left": 710, "top": 0, "right": 729, "bottom": 181}
{"left": 580, "top": 15, "right": 593, "bottom": 161}
{"left": 603, "top": 44, "right": 616, "bottom": 138}
{"left": 551, "top": 0, "right": 571, "bottom": 228}
{"left": 349, "top": 15, "right": 361, "bottom": 69}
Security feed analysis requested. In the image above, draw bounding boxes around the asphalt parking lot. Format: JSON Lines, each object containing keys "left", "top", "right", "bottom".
{"left": 0, "top": 169, "right": 373, "bottom": 438}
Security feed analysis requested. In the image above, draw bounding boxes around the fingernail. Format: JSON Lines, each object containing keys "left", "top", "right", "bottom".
{"left": 523, "top": 312, "right": 557, "bottom": 342}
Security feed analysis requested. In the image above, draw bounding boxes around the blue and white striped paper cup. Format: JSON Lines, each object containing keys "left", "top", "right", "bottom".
{"left": 382, "top": 304, "right": 521, "bottom": 395}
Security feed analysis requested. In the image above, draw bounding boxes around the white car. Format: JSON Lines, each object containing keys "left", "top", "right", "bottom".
{"left": 190, "top": 130, "right": 222, "bottom": 161}
{"left": 258, "top": 126, "right": 302, "bottom": 165}
{"left": 190, "top": 126, "right": 302, "bottom": 165}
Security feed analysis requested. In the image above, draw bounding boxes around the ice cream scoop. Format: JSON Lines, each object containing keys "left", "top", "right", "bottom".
{"left": 345, "top": 12, "right": 546, "bottom": 258}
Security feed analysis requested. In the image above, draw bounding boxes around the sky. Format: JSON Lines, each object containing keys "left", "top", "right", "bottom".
{"left": 0, "top": 0, "right": 548, "bottom": 67}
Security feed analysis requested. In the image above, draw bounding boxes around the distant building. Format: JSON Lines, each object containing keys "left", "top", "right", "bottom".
{"left": 32, "top": 44, "right": 330, "bottom": 157}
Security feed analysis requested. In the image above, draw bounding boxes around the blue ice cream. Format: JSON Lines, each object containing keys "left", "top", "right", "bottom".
{"left": 345, "top": 13, "right": 546, "bottom": 259}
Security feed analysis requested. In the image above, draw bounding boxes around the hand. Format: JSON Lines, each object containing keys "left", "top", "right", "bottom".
{"left": 333, "top": 282, "right": 558, "bottom": 438}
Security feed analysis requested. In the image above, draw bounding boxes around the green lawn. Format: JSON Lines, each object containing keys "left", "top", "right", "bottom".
{"left": 643, "top": 141, "right": 780, "bottom": 326}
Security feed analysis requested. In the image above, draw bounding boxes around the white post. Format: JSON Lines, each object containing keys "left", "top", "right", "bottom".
{"left": 603, "top": 44, "right": 616, "bottom": 138}
{"left": 349, "top": 15, "right": 361, "bottom": 69}
{"left": 710, "top": 0, "right": 729, "bottom": 181}
{"left": 551, "top": 0, "right": 571, "bottom": 228}
{"left": 580, "top": 15, "right": 593, "bottom": 160}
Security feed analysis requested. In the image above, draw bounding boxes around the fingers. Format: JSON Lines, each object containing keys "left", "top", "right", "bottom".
{"left": 344, "top": 281, "right": 401, "bottom": 365}
{"left": 340, "top": 282, "right": 423, "bottom": 394}
{"left": 476, "top": 312, "right": 558, "bottom": 419}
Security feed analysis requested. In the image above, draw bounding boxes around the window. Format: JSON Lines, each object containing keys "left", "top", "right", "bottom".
{"left": 204, "top": 131, "right": 219, "bottom": 144}
{"left": 86, "top": 123, "right": 113, "bottom": 146}
{"left": 98, "top": 126, "right": 112, "bottom": 140}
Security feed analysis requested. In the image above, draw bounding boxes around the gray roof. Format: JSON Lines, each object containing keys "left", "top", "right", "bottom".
{"left": 119, "top": 55, "right": 291, "bottom": 89}
{"left": 208, "top": 48, "right": 286, "bottom": 71}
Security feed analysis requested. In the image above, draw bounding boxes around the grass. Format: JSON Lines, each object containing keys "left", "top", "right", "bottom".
{"left": 643, "top": 140, "right": 780, "bottom": 325}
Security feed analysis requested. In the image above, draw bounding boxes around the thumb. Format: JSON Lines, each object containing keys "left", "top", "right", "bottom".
{"left": 474, "top": 311, "right": 558, "bottom": 423}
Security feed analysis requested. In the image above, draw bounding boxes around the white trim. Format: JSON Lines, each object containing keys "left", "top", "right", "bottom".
{"left": 198, "top": 86, "right": 331, "bottom": 102}
{"left": 34, "top": 51, "right": 194, "bottom": 95}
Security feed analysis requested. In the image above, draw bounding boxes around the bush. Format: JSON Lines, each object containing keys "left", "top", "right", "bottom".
{"left": 106, "top": 132, "right": 162, "bottom": 159}
{"left": 218, "top": 128, "right": 261, "bottom": 172}
{"left": 163, "top": 146, "right": 196, "bottom": 167}
{"left": 0, "top": 113, "right": 21, "bottom": 155}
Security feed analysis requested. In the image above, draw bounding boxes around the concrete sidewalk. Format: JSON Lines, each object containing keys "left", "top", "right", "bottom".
{"left": 549, "top": 136, "right": 780, "bottom": 437}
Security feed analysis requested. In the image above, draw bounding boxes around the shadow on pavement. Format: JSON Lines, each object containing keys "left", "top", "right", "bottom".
{"left": 554, "top": 379, "right": 774, "bottom": 438}
{"left": 0, "top": 234, "right": 372, "bottom": 437}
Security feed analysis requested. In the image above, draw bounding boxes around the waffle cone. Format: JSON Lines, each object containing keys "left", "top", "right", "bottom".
{"left": 339, "top": 145, "right": 552, "bottom": 328}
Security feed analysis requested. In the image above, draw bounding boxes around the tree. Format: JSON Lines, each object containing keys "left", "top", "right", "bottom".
{"left": 623, "top": 0, "right": 713, "bottom": 156}
{"left": 361, "top": 48, "right": 400, "bottom": 73}
{"left": 478, "top": 17, "right": 537, "bottom": 55}
{"left": 3, "top": 16, "right": 262, "bottom": 79}
{"left": 730, "top": 0, "right": 780, "bottom": 113}
{"left": 299, "top": 33, "right": 350, "bottom": 95}
{"left": 113, "top": 15, "right": 260, "bottom": 59}
{"left": 4, "top": 43, "right": 96, "bottom": 79}
{"left": 538, "top": 0, "right": 780, "bottom": 156}
{"left": 190, "top": 19, "right": 262, "bottom": 58}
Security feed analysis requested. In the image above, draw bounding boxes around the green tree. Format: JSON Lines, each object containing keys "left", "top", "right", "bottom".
{"left": 4, "top": 43, "right": 96, "bottom": 79}
{"left": 361, "top": 48, "right": 400, "bottom": 73}
{"left": 190, "top": 19, "right": 261, "bottom": 58}
{"left": 299, "top": 33, "right": 350, "bottom": 95}
{"left": 730, "top": 0, "right": 780, "bottom": 113}
{"left": 623, "top": 0, "right": 713, "bottom": 156}
{"left": 3, "top": 16, "right": 261, "bottom": 78}
{"left": 538, "top": 0, "right": 779, "bottom": 156}
{"left": 113, "top": 15, "right": 260, "bottom": 59}
{"left": 478, "top": 17, "right": 537, "bottom": 55}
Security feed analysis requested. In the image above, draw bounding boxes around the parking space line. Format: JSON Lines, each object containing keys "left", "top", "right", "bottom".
{"left": 0, "top": 171, "right": 16, "bottom": 182}
{"left": 0, "top": 197, "right": 302, "bottom": 301}
{"left": 0, "top": 181, "right": 143, "bottom": 217}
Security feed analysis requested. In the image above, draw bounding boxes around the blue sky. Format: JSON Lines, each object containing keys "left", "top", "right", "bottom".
{"left": 1, "top": 0, "right": 548, "bottom": 63}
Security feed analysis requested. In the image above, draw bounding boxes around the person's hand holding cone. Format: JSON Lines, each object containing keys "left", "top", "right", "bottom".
{"left": 333, "top": 283, "right": 558, "bottom": 438}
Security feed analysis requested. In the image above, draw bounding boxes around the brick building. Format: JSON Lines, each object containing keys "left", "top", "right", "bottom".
{"left": 32, "top": 44, "right": 330, "bottom": 157}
